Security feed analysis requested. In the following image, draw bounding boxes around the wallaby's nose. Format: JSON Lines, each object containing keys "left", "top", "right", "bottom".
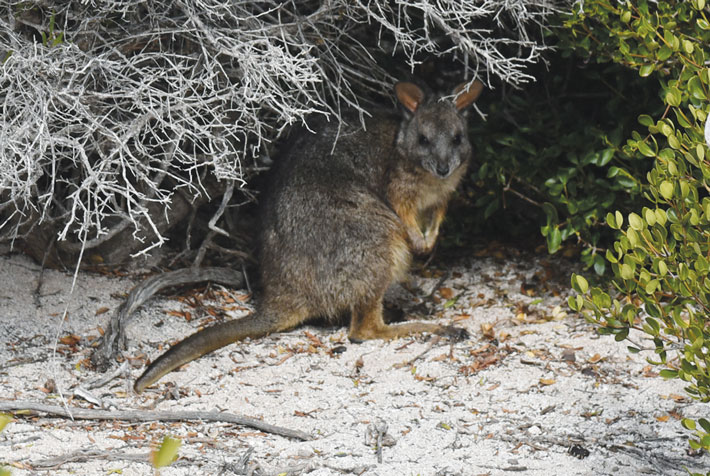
{"left": 436, "top": 164, "right": 450, "bottom": 177}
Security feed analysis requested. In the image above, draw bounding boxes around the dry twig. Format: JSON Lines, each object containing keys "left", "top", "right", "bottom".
{"left": 1, "top": 1, "right": 567, "bottom": 260}
{"left": 0, "top": 400, "right": 312, "bottom": 441}
{"left": 92, "top": 266, "right": 244, "bottom": 369}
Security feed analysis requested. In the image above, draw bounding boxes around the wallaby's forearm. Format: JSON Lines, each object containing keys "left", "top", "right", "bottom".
{"left": 421, "top": 205, "right": 447, "bottom": 251}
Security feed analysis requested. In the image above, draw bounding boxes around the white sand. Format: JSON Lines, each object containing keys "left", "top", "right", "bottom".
{"left": 0, "top": 247, "right": 707, "bottom": 475}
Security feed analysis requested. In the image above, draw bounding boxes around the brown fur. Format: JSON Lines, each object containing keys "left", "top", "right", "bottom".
{"left": 134, "top": 81, "right": 484, "bottom": 393}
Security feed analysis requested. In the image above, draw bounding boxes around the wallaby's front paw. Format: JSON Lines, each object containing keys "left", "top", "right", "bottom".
{"left": 408, "top": 229, "right": 433, "bottom": 255}
{"left": 422, "top": 229, "right": 438, "bottom": 253}
{"left": 413, "top": 243, "right": 433, "bottom": 255}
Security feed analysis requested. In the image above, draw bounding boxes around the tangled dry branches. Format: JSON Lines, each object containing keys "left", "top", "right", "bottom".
{"left": 0, "top": 0, "right": 568, "bottom": 265}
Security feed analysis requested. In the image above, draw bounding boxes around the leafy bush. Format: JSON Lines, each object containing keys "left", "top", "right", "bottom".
{"left": 565, "top": 0, "right": 710, "bottom": 458}
{"left": 457, "top": 53, "right": 661, "bottom": 266}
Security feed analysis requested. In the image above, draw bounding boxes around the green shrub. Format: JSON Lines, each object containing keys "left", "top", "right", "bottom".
{"left": 565, "top": 0, "right": 710, "bottom": 458}
{"left": 448, "top": 33, "right": 662, "bottom": 270}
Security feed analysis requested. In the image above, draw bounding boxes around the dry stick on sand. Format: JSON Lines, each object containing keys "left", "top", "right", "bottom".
{"left": 0, "top": 400, "right": 311, "bottom": 441}
{"left": 91, "top": 267, "right": 244, "bottom": 370}
{"left": 32, "top": 449, "right": 150, "bottom": 471}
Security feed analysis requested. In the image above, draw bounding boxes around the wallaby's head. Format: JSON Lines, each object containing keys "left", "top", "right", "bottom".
{"left": 394, "top": 81, "right": 483, "bottom": 179}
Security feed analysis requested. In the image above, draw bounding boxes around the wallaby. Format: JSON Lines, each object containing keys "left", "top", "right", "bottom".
{"left": 134, "top": 80, "right": 484, "bottom": 393}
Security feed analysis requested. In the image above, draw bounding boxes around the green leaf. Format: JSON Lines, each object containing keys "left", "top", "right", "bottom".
{"left": 606, "top": 212, "right": 619, "bottom": 229}
{"left": 646, "top": 302, "right": 661, "bottom": 318}
{"left": 627, "top": 227, "right": 639, "bottom": 247}
{"left": 0, "top": 414, "right": 11, "bottom": 433}
{"left": 637, "top": 140, "right": 655, "bottom": 157}
{"left": 628, "top": 213, "right": 644, "bottom": 230}
{"left": 573, "top": 274, "right": 589, "bottom": 294}
{"left": 645, "top": 279, "right": 659, "bottom": 294}
{"left": 444, "top": 297, "right": 458, "bottom": 309}
{"left": 682, "top": 418, "right": 697, "bottom": 430}
{"left": 688, "top": 76, "right": 706, "bottom": 100}
{"left": 152, "top": 436, "right": 181, "bottom": 469}
{"left": 665, "top": 87, "right": 682, "bottom": 107}
{"left": 646, "top": 317, "right": 661, "bottom": 334}
{"left": 599, "top": 148, "right": 614, "bottom": 166}
{"left": 689, "top": 208, "right": 700, "bottom": 226}
{"left": 593, "top": 254, "right": 606, "bottom": 275}
{"left": 483, "top": 199, "right": 499, "bottom": 219}
{"left": 663, "top": 30, "right": 678, "bottom": 50}
{"left": 659, "top": 369, "right": 678, "bottom": 379}
{"left": 655, "top": 208, "right": 667, "bottom": 225}
{"left": 547, "top": 226, "right": 562, "bottom": 254}
{"left": 614, "top": 327, "right": 629, "bottom": 341}
{"left": 657, "top": 259, "right": 668, "bottom": 276}
{"left": 620, "top": 263, "right": 634, "bottom": 280}
{"left": 659, "top": 122, "right": 674, "bottom": 137}
{"left": 643, "top": 208, "right": 656, "bottom": 226}
{"left": 638, "top": 114, "right": 654, "bottom": 127}
{"left": 639, "top": 64, "right": 654, "bottom": 77}
{"left": 659, "top": 181, "right": 674, "bottom": 200}
{"left": 542, "top": 202, "right": 559, "bottom": 225}
{"left": 674, "top": 108, "right": 691, "bottom": 127}
{"left": 656, "top": 45, "right": 673, "bottom": 61}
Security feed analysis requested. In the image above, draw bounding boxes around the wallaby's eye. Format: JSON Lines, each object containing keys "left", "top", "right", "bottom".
{"left": 452, "top": 133, "right": 462, "bottom": 146}
{"left": 418, "top": 134, "right": 430, "bottom": 146}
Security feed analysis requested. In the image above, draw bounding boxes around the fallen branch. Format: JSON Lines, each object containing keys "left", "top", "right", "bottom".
{"left": 497, "top": 432, "right": 694, "bottom": 475}
{"left": 32, "top": 449, "right": 149, "bottom": 471}
{"left": 0, "top": 400, "right": 311, "bottom": 441}
{"left": 91, "top": 266, "right": 244, "bottom": 370}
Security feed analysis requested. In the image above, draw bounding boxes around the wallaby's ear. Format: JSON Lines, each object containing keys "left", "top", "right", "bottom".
{"left": 453, "top": 80, "right": 484, "bottom": 111}
{"left": 395, "top": 82, "right": 425, "bottom": 114}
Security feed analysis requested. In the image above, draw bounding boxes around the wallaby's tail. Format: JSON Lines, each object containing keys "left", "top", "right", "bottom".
{"left": 134, "top": 313, "right": 274, "bottom": 393}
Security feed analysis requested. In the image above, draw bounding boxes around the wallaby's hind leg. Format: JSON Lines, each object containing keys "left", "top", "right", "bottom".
{"left": 347, "top": 295, "right": 467, "bottom": 342}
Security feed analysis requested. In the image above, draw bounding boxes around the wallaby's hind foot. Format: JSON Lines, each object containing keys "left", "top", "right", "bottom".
{"left": 347, "top": 297, "right": 468, "bottom": 343}
{"left": 348, "top": 321, "right": 468, "bottom": 343}
{"left": 437, "top": 325, "right": 469, "bottom": 341}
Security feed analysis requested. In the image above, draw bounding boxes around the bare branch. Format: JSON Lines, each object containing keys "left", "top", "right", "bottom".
{"left": 0, "top": 0, "right": 568, "bottom": 256}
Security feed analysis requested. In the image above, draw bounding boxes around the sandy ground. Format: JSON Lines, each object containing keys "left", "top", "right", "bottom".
{"left": 0, "top": 244, "right": 707, "bottom": 476}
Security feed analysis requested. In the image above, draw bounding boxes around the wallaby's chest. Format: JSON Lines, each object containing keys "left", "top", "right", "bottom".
{"left": 389, "top": 161, "right": 466, "bottom": 213}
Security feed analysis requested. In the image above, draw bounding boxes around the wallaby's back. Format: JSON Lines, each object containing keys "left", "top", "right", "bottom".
{"left": 259, "top": 112, "right": 408, "bottom": 316}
